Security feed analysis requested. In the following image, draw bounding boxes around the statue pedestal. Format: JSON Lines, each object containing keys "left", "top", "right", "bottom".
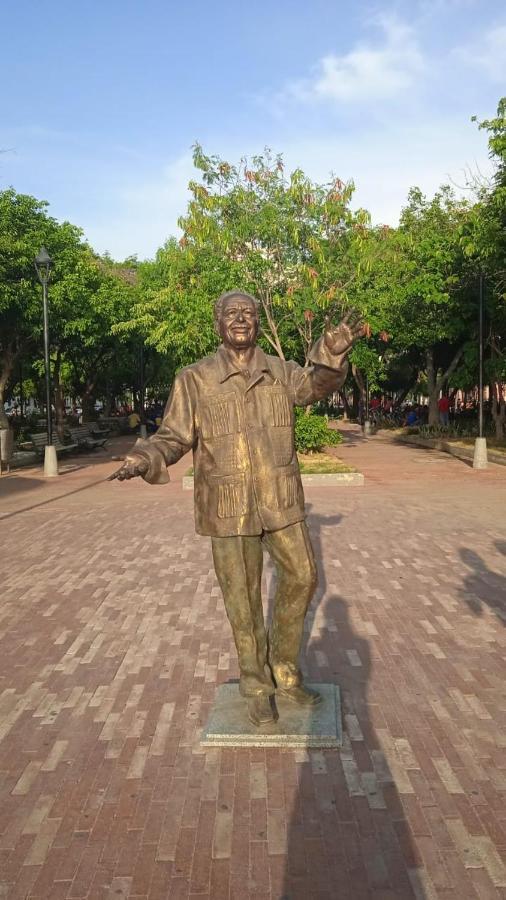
{"left": 201, "top": 682, "right": 342, "bottom": 749}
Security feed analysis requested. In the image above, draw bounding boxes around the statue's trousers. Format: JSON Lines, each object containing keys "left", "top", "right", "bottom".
{"left": 211, "top": 521, "right": 318, "bottom": 697}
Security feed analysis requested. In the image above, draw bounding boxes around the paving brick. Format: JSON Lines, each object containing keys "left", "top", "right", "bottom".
{"left": 0, "top": 429, "right": 505, "bottom": 897}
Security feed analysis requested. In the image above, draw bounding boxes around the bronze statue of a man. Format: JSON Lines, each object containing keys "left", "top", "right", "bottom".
{"left": 111, "top": 292, "right": 362, "bottom": 727}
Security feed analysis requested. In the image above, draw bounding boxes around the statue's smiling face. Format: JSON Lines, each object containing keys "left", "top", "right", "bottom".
{"left": 218, "top": 296, "right": 259, "bottom": 350}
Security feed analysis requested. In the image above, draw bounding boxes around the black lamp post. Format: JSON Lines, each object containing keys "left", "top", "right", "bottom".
{"left": 34, "top": 247, "right": 53, "bottom": 447}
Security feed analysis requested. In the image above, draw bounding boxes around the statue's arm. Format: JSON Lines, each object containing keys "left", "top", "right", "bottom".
{"left": 287, "top": 339, "right": 349, "bottom": 407}
{"left": 127, "top": 371, "right": 196, "bottom": 484}
{"left": 288, "top": 317, "right": 363, "bottom": 406}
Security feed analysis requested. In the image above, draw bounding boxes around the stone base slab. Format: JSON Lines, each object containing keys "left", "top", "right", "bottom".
{"left": 200, "top": 682, "right": 342, "bottom": 748}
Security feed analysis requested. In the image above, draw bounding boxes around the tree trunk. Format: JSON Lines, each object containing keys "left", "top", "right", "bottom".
{"left": 426, "top": 348, "right": 439, "bottom": 426}
{"left": 341, "top": 390, "right": 350, "bottom": 420}
{"left": 53, "top": 350, "right": 66, "bottom": 440}
{"left": 352, "top": 365, "right": 365, "bottom": 421}
{"left": 103, "top": 381, "right": 113, "bottom": 416}
{"left": 81, "top": 394, "right": 95, "bottom": 423}
{"left": 426, "top": 345, "right": 465, "bottom": 427}
{"left": 491, "top": 382, "right": 505, "bottom": 441}
{"left": 0, "top": 348, "right": 16, "bottom": 430}
{"left": 393, "top": 380, "right": 418, "bottom": 410}
{"left": 80, "top": 370, "right": 101, "bottom": 422}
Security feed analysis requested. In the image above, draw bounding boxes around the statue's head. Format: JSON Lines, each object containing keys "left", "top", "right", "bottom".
{"left": 214, "top": 291, "right": 260, "bottom": 351}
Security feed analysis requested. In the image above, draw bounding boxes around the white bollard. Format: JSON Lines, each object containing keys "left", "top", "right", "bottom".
{"left": 363, "top": 420, "right": 372, "bottom": 436}
{"left": 472, "top": 437, "right": 488, "bottom": 470}
{"left": 44, "top": 444, "right": 59, "bottom": 477}
{"left": 139, "top": 424, "right": 148, "bottom": 439}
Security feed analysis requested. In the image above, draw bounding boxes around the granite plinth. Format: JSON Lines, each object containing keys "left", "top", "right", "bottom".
{"left": 200, "top": 682, "right": 342, "bottom": 748}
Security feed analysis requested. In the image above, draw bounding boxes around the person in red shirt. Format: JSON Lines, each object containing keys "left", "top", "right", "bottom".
{"left": 438, "top": 394, "right": 450, "bottom": 426}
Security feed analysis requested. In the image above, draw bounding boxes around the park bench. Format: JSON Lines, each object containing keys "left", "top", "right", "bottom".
{"left": 92, "top": 422, "right": 110, "bottom": 436}
{"left": 29, "top": 433, "right": 78, "bottom": 458}
{"left": 67, "top": 425, "right": 108, "bottom": 451}
{"left": 96, "top": 415, "right": 129, "bottom": 434}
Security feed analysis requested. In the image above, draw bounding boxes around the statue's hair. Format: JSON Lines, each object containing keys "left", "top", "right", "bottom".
{"left": 214, "top": 290, "right": 260, "bottom": 325}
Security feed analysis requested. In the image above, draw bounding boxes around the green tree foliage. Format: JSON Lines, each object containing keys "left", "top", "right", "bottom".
{"left": 0, "top": 188, "right": 84, "bottom": 426}
{"left": 294, "top": 408, "right": 343, "bottom": 454}
{"left": 360, "top": 187, "right": 477, "bottom": 422}
{"left": 0, "top": 189, "right": 155, "bottom": 429}
{"left": 462, "top": 98, "right": 506, "bottom": 435}
{"left": 117, "top": 145, "right": 375, "bottom": 368}
{"left": 3, "top": 99, "right": 506, "bottom": 439}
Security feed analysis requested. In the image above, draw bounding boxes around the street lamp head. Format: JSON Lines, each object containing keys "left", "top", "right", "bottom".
{"left": 35, "top": 246, "right": 52, "bottom": 285}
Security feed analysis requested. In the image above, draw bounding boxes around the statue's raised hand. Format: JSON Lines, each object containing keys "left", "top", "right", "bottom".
{"left": 108, "top": 454, "right": 149, "bottom": 481}
{"left": 324, "top": 311, "right": 365, "bottom": 356}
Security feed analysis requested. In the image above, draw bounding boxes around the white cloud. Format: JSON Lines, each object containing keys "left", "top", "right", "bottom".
{"left": 454, "top": 23, "right": 506, "bottom": 82}
{"left": 79, "top": 113, "right": 493, "bottom": 260}
{"left": 279, "top": 115, "right": 492, "bottom": 227}
{"left": 285, "top": 16, "right": 425, "bottom": 104}
{"left": 82, "top": 153, "right": 194, "bottom": 260}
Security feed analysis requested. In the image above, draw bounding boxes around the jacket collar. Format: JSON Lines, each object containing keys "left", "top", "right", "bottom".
{"left": 216, "top": 344, "right": 272, "bottom": 388}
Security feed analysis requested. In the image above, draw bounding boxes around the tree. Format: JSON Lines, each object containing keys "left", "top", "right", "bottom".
{"left": 0, "top": 188, "right": 151, "bottom": 431}
{"left": 117, "top": 146, "right": 374, "bottom": 369}
{"left": 364, "top": 187, "right": 477, "bottom": 424}
{"left": 47, "top": 253, "right": 137, "bottom": 424}
{"left": 463, "top": 98, "right": 506, "bottom": 437}
{"left": 0, "top": 189, "right": 82, "bottom": 427}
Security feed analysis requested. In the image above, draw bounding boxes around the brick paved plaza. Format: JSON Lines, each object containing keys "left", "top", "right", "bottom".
{"left": 0, "top": 427, "right": 505, "bottom": 900}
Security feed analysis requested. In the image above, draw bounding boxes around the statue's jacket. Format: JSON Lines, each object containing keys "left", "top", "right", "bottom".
{"left": 132, "top": 339, "right": 348, "bottom": 537}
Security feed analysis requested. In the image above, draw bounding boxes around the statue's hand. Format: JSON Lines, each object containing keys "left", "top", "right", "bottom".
{"left": 108, "top": 454, "right": 149, "bottom": 481}
{"left": 323, "top": 311, "right": 365, "bottom": 357}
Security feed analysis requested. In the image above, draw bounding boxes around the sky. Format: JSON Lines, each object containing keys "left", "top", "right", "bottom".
{"left": 1, "top": 0, "right": 505, "bottom": 260}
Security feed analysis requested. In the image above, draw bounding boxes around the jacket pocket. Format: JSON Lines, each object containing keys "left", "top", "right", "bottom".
{"left": 277, "top": 473, "right": 300, "bottom": 509}
{"left": 201, "top": 392, "right": 238, "bottom": 438}
{"left": 210, "top": 435, "right": 242, "bottom": 475}
{"left": 270, "top": 428, "right": 294, "bottom": 467}
{"left": 270, "top": 390, "right": 292, "bottom": 427}
{"left": 214, "top": 474, "right": 248, "bottom": 518}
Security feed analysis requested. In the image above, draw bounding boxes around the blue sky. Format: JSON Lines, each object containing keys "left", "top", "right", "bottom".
{"left": 2, "top": 0, "right": 505, "bottom": 260}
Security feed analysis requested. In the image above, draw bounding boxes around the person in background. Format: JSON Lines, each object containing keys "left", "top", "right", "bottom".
{"left": 128, "top": 410, "right": 141, "bottom": 432}
{"left": 405, "top": 407, "right": 418, "bottom": 427}
{"left": 438, "top": 394, "right": 450, "bottom": 427}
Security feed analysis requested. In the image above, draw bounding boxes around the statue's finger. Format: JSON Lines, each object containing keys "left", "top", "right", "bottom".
{"left": 344, "top": 307, "right": 359, "bottom": 325}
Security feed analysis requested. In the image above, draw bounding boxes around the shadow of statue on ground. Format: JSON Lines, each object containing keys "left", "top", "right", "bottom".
{"left": 274, "top": 506, "right": 428, "bottom": 899}
{"left": 458, "top": 543, "right": 506, "bottom": 624}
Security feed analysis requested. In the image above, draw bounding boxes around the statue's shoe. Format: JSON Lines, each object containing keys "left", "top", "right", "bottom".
{"left": 247, "top": 694, "right": 278, "bottom": 726}
{"left": 277, "top": 685, "right": 322, "bottom": 705}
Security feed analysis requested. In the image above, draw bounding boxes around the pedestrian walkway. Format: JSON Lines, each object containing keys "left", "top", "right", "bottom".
{"left": 0, "top": 429, "right": 505, "bottom": 899}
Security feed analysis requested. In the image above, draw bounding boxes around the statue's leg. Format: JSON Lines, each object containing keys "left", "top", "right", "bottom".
{"left": 211, "top": 535, "right": 275, "bottom": 706}
{"left": 263, "top": 521, "right": 321, "bottom": 705}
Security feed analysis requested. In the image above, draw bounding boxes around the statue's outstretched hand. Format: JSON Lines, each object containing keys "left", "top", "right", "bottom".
{"left": 324, "top": 311, "right": 366, "bottom": 356}
{"left": 108, "top": 454, "right": 149, "bottom": 481}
